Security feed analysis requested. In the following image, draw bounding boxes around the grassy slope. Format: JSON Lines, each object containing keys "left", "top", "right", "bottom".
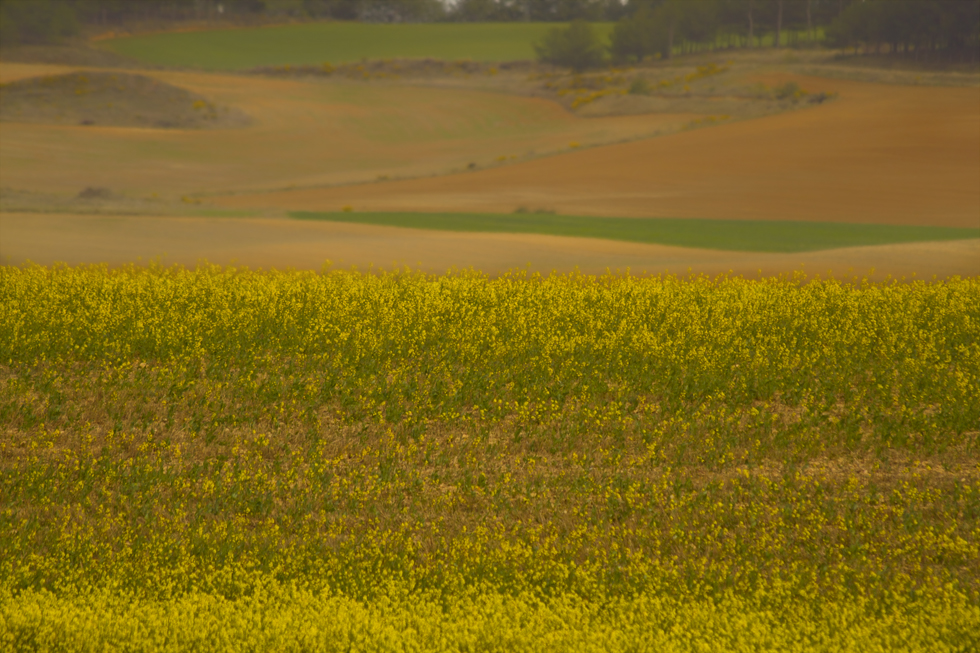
{"left": 291, "top": 211, "right": 980, "bottom": 253}
{"left": 100, "top": 22, "right": 614, "bottom": 70}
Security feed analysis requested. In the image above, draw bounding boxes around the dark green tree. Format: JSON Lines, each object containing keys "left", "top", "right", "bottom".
{"left": 534, "top": 19, "right": 606, "bottom": 71}
{"left": 677, "top": 0, "right": 720, "bottom": 49}
{"left": 0, "top": 0, "right": 79, "bottom": 46}
{"left": 610, "top": 6, "right": 665, "bottom": 63}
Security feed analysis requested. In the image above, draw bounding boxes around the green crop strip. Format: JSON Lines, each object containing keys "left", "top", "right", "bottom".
{"left": 100, "top": 22, "right": 614, "bottom": 71}
{"left": 292, "top": 210, "right": 980, "bottom": 252}
{"left": 1, "top": 265, "right": 978, "bottom": 650}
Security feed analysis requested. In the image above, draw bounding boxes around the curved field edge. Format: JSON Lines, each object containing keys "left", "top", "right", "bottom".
{"left": 290, "top": 211, "right": 980, "bottom": 252}
{"left": 97, "top": 22, "right": 615, "bottom": 70}
{"left": 1, "top": 267, "right": 978, "bottom": 648}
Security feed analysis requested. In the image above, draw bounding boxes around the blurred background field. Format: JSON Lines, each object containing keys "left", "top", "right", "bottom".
{"left": 98, "top": 21, "right": 615, "bottom": 69}
{"left": 2, "top": 51, "right": 977, "bottom": 275}
{"left": 0, "top": 60, "right": 707, "bottom": 196}
{"left": 293, "top": 211, "right": 980, "bottom": 252}
{"left": 2, "top": 4, "right": 978, "bottom": 276}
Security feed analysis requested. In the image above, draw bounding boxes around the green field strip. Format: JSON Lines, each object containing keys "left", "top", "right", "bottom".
{"left": 290, "top": 211, "right": 980, "bottom": 253}
{"left": 101, "top": 22, "right": 613, "bottom": 70}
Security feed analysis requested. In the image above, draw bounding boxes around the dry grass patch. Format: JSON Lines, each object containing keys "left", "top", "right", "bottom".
{"left": 0, "top": 70, "right": 248, "bottom": 129}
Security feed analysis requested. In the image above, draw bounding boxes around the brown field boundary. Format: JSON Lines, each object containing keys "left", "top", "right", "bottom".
{"left": 2, "top": 212, "right": 977, "bottom": 279}
{"left": 0, "top": 62, "right": 699, "bottom": 197}
{"left": 215, "top": 74, "right": 980, "bottom": 229}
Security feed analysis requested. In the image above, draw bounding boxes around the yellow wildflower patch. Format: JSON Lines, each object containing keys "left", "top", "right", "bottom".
{"left": 0, "top": 266, "right": 977, "bottom": 649}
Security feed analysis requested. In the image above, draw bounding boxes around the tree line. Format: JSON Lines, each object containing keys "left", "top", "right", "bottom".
{"left": 602, "top": 1, "right": 978, "bottom": 64}
{"left": 0, "top": 0, "right": 445, "bottom": 42}
{"left": 2, "top": 0, "right": 978, "bottom": 67}
{"left": 826, "top": 1, "right": 980, "bottom": 62}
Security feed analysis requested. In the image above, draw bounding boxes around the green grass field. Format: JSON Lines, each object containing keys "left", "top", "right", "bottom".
{"left": 100, "top": 22, "right": 614, "bottom": 70}
{"left": 291, "top": 211, "right": 980, "bottom": 253}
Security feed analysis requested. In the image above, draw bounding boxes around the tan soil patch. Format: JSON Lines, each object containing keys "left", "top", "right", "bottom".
{"left": 0, "top": 63, "right": 80, "bottom": 83}
{"left": 215, "top": 74, "right": 980, "bottom": 228}
{"left": 0, "top": 71, "right": 248, "bottom": 129}
{"left": 2, "top": 212, "right": 976, "bottom": 279}
{"left": 0, "top": 62, "right": 701, "bottom": 198}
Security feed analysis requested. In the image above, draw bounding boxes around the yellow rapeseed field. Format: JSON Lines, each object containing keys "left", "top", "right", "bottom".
{"left": 1, "top": 265, "right": 978, "bottom": 651}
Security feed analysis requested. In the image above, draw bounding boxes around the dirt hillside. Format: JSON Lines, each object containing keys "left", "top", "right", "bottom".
{"left": 0, "top": 62, "right": 701, "bottom": 197}
{"left": 0, "top": 70, "right": 248, "bottom": 129}
{"left": 215, "top": 74, "right": 980, "bottom": 228}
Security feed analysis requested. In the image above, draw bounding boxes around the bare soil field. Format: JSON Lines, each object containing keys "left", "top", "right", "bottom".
{"left": 2, "top": 212, "right": 977, "bottom": 279}
{"left": 0, "top": 49, "right": 977, "bottom": 277}
{"left": 215, "top": 73, "right": 980, "bottom": 228}
{"left": 0, "top": 62, "right": 699, "bottom": 198}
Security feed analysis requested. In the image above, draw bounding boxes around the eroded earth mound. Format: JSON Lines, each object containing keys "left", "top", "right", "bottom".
{"left": 0, "top": 71, "right": 248, "bottom": 129}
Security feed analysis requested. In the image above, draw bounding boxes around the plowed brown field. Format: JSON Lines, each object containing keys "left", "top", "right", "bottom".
{"left": 216, "top": 74, "right": 980, "bottom": 228}
{"left": 0, "top": 63, "right": 696, "bottom": 196}
{"left": 2, "top": 59, "right": 977, "bottom": 277}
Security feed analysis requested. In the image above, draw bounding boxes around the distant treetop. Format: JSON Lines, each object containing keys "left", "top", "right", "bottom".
{"left": 2, "top": 0, "right": 976, "bottom": 68}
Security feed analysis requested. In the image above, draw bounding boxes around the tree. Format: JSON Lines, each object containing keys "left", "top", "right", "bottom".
{"left": 773, "top": 0, "right": 783, "bottom": 47}
{"left": 454, "top": 0, "right": 500, "bottom": 21}
{"left": 534, "top": 19, "right": 606, "bottom": 71}
{"left": 0, "top": 0, "right": 79, "bottom": 46}
{"left": 721, "top": 0, "right": 758, "bottom": 48}
{"left": 826, "top": 0, "right": 979, "bottom": 62}
{"left": 303, "top": 0, "right": 362, "bottom": 20}
{"left": 610, "top": 6, "right": 666, "bottom": 63}
{"left": 654, "top": 0, "right": 683, "bottom": 58}
{"left": 677, "top": 0, "right": 720, "bottom": 50}
{"left": 805, "top": 0, "right": 812, "bottom": 43}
